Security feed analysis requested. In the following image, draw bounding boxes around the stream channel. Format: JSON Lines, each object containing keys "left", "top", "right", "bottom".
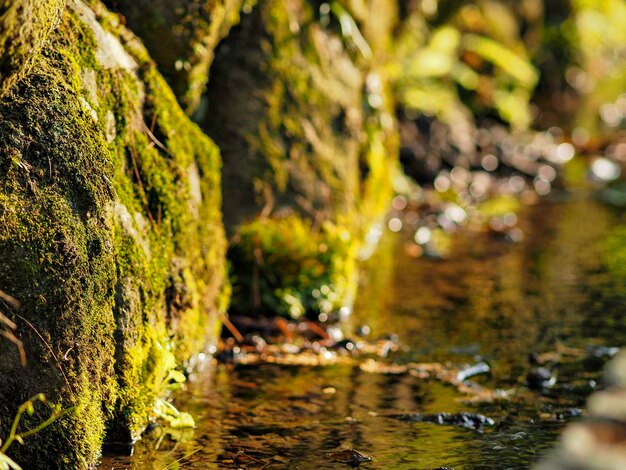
{"left": 102, "top": 196, "right": 626, "bottom": 469}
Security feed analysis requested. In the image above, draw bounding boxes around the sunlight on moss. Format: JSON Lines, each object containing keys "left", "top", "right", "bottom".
{"left": 229, "top": 215, "right": 358, "bottom": 319}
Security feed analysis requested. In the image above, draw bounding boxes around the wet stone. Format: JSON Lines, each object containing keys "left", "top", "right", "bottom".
{"left": 587, "top": 387, "right": 626, "bottom": 421}
{"left": 456, "top": 361, "right": 490, "bottom": 382}
{"left": 328, "top": 449, "right": 373, "bottom": 466}
{"left": 604, "top": 351, "right": 626, "bottom": 387}
{"left": 389, "top": 412, "right": 495, "bottom": 431}
{"left": 586, "top": 345, "right": 620, "bottom": 358}
{"left": 561, "top": 419, "right": 626, "bottom": 459}
{"left": 526, "top": 367, "right": 557, "bottom": 390}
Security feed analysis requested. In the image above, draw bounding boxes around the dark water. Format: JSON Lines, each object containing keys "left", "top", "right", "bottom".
{"left": 101, "top": 198, "right": 626, "bottom": 469}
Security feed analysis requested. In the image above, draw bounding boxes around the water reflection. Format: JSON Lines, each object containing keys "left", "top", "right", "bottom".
{"left": 101, "top": 199, "right": 626, "bottom": 469}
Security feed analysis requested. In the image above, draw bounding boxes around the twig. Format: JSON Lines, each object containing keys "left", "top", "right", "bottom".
{"left": 221, "top": 315, "right": 245, "bottom": 343}
{"left": 163, "top": 447, "right": 202, "bottom": 470}
{"left": 259, "top": 182, "right": 274, "bottom": 219}
{"left": 252, "top": 246, "right": 263, "bottom": 308}
{"left": 0, "top": 310, "right": 17, "bottom": 330}
{"left": 0, "top": 330, "right": 26, "bottom": 366}
{"left": 1, "top": 307, "right": 26, "bottom": 366}
{"left": 295, "top": 195, "right": 324, "bottom": 234}
{"left": 306, "top": 320, "right": 329, "bottom": 340}
{"left": 141, "top": 121, "right": 173, "bottom": 157}
{"left": 0, "top": 289, "right": 21, "bottom": 309}
{"left": 13, "top": 314, "right": 73, "bottom": 393}
{"left": 274, "top": 318, "right": 292, "bottom": 341}
{"left": 149, "top": 113, "right": 157, "bottom": 134}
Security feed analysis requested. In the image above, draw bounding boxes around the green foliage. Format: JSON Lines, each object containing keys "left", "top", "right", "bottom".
{"left": 395, "top": 0, "right": 626, "bottom": 133}
{"left": 568, "top": 0, "right": 626, "bottom": 134}
{"left": 229, "top": 215, "right": 357, "bottom": 318}
{"left": 146, "top": 334, "right": 195, "bottom": 430}
{"left": 153, "top": 400, "right": 195, "bottom": 429}
{"left": 0, "top": 395, "right": 74, "bottom": 470}
{"left": 394, "top": 1, "right": 538, "bottom": 129}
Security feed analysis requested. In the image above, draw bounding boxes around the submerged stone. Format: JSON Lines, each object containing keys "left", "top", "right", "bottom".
{"left": 390, "top": 412, "right": 495, "bottom": 431}
{"left": 328, "top": 448, "right": 373, "bottom": 465}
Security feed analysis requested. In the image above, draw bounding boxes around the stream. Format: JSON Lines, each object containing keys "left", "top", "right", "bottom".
{"left": 101, "top": 197, "right": 626, "bottom": 469}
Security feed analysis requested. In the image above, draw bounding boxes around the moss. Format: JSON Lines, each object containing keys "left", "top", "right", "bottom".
{"left": 229, "top": 215, "right": 358, "bottom": 318}
{"left": 0, "top": 1, "right": 227, "bottom": 467}
{"left": 103, "top": 0, "right": 251, "bottom": 113}
{"left": 204, "top": 0, "right": 398, "bottom": 317}
{"left": 0, "top": 0, "right": 66, "bottom": 98}
{"left": 0, "top": 27, "right": 119, "bottom": 467}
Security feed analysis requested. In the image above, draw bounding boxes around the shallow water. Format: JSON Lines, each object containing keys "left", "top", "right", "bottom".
{"left": 101, "top": 198, "right": 626, "bottom": 469}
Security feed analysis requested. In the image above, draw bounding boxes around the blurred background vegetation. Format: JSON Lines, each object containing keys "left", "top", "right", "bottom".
{"left": 394, "top": 0, "right": 625, "bottom": 135}
{"left": 393, "top": 0, "right": 626, "bottom": 225}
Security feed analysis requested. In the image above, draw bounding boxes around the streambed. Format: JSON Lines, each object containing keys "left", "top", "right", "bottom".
{"left": 101, "top": 198, "right": 626, "bottom": 469}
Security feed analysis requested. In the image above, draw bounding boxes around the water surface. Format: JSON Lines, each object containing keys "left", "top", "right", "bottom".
{"left": 101, "top": 198, "right": 626, "bottom": 469}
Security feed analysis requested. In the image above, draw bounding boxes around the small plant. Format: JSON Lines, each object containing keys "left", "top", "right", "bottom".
{"left": 147, "top": 332, "right": 195, "bottom": 430}
{"left": 0, "top": 395, "right": 74, "bottom": 470}
{"left": 228, "top": 215, "right": 357, "bottom": 318}
{"left": 153, "top": 399, "right": 195, "bottom": 429}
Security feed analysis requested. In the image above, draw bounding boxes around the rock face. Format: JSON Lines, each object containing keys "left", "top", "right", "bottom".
{"left": 0, "top": 0, "right": 399, "bottom": 467}
{"left": 202, "top": 0, "right": 398, "bottom": 317}
{"left": 104, "top": 0, "right": 248, "bottom": 113}
{"left": 0, "top": 1, "right": 226, "bottom": 467}
{"left": 0, "top": 0, "right": 66, "bottom": 98}
{"left": 108, "top": 0, "right": 399, "bottom": 318}
{"left": 205, "top": 0, "right": 397, "bottom": 231}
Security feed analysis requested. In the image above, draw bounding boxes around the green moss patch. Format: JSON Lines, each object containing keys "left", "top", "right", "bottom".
{"left": 0, "top": 1, "right": 227, "bottom": 467}
{"left": 0, "top": 0, "right": 66, "bottom": 97}
{"left": 229, "top": 215, "right": 357, "bottom": 318}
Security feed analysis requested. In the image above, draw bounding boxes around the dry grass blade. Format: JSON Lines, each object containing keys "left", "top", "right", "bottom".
{"left": 13, "top": 314, "right": 73, "bottom": 393}
{"left": 1, "top": 330, "right": 26, "bottom": 366}
{"left": 0, "top": 289, "right": 21, "bottom": 309}
{"left": 1, "top": 303, "right": 26, "bottom": 366}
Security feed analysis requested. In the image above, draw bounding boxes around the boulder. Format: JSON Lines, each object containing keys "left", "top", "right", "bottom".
{"left": 0, "top": 1, "right": 227, "bottom": 467}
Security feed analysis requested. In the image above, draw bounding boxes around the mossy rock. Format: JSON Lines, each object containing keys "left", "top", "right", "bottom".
{"left": 204, "top": 0, "right": 398, "bottom": 317}
{"left": 0, "top": 0, "right": 66, "bottom": 98}
{"left": 0, "top": 1, "right": 226, "bottom": 467}
{"left": 98, "top": 0, "right": 399, "bottom": 318}
{"left": 103, "top": 0, "right": 251, "bottom": 113}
